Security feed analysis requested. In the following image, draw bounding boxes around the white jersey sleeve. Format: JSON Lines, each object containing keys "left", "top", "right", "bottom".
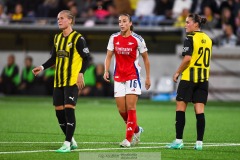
{"left": 107, "top": 35, "right": 114, "bottom": 51}
{"left": 132, "top": 32, "right": 148, "bottom": 54}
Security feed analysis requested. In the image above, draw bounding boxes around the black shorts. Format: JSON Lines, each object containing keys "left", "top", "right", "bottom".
{"left": 176, "top": 80, "right": 208, "bottom": 104}
{"left": 53, "top": 85, "right": 79, "bottom": 106}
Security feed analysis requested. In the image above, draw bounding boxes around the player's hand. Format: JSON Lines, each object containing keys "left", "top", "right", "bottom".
{"left": 103, "top": 71, "right": 110, "bottom": 82}
{"left": 173, "top": 72, "right": 180, "bottom": 83}
{"left": 77, "top": 73, "right": 85, "bottom": 90}
{"left": 145, "top": 77, "right": 151, "bottom": 90}
{"left": 32, "top": 66, "right": 43, "bottom": 76}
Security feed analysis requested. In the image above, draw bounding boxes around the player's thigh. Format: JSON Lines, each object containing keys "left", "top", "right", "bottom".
{"left": 193, "top": 81, "right": 208, "bottom": 105}
{"left": 126, "top": 94, "right": 138, "bottom": 110}
{"left": 114, "top": 81, "right": 126, "bottom": 97}
{"left": 115, "top": 97, "right": 127, "bottom": 112}
{"left": 53, "top": 87, "right": 64, "bottom": 106}
{"left": 176, "top": 80, "right": 194, "bottom": 103}
{"left": 64, "top": 84, "right": 79, "bottom": 106}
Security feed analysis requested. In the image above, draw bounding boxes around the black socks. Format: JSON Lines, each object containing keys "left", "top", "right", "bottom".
{"left": 65, "top": 108, "right": 76, "bottom": 142}
{"left": 56, "top": 110, "right": 66, "bottom": 135}
{"left": 175, "top": 111, "right": 185, "bottom": 139}
{"left": 196, "top": 113, "right": 205, "bottom": 141}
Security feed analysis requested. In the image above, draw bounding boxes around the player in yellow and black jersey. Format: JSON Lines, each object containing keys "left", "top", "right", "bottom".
{"left": 32, "top": 10, "right": 90, "bottom": 153}
{"left": 167, "top": 14, "right": 212, "bottom": 150}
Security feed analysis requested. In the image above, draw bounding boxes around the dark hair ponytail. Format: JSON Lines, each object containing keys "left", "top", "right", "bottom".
{"left": 200, "top": 17, "right": 207, "bottom": 25}
{"left": 188, "top": 13, "right": 207, "bottom": 28}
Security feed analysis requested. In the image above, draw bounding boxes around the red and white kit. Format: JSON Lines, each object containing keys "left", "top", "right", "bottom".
{"left": 107, "top": 32, "right": 148, "bottom": 97}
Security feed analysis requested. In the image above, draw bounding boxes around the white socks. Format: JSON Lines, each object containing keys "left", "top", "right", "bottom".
{"left": 175, "top": 139, "right": 183, "bottom": 143}
{"left": 64, "top": 141, "right": 71, "bottom": 147}
{"left": 196, "top": 141, "right": 203, "bottom": 145}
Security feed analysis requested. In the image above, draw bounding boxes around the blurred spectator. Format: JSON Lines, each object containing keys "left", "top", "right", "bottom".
{"left": 235, "top": 9, "right": 240, "bottom": 44}
{"left": 79, "top": 0, "right": 96, "bottom": 18}
{"left": 217, "top": 7, "right": 235, "bottom": 30}
{"left": 83, "top": 7, "right": 96, "bottom": 27}
{"left": 37, "top": 0, "right": 59, "bottom": 17}
{"left": 202, "top": 6, "right": 218, "bottom": 29}
{"left": 114, "top": 0, "right": 133, "bottom": 15}
{"left": 129, "top": 0, "right": 138, "bottom": 13}
{"left": 105, "top": 3, "right": 118, "bottom": 25}
{"left": 0, "top": 2, "right": 8, "bottom": 25}
{"left": 219, "top": 24, "right": 238, "bottom": 46}
{"left": 172, "top": 0, "right": 192, "bottom": 19}
{"left": 153, "top": 0, "right": 174, "bottom": 25}
{"left": 21, "top": 0, "right": 42, "bottom": 18}
{"left": 43, "top": 66, "right": 55, "bottom": 95}
{"left": 10, "top": 3, "right": 24, "bottom": 22}
{"left": 174, "top": 8, "right": 189, "bottom": 28}
{"left": 0, "top": 54, "right": 20, "bottom": 95}
{"left": 69, "top": 5, "right": 80, "bottom": 18}
{"left": 94, "top": 0, "right": 110, "bottom": 21}
{"left": 219, "top": 0, "right": 239, "bottom": 17}
{"left": 132, "top": 0, "right": 155, "bottom": 26}
{"left": 199, "top": 0, "right": 219, "bottom": 16}
{"left": 18, "top": 56, "right": 35, "bottom": 95}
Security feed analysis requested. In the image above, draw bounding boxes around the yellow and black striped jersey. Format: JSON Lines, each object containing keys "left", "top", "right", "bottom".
{"left": 42, "top": 30, "right": 90, "bottom": 87}
{"left": 181, "top": 31, "right": 212, "bottom": 83}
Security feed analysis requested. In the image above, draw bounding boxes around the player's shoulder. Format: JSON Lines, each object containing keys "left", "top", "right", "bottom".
{"left": 110, "top": 32, "right": 121, "bottom": 38}
{"left": 186, "top": 32, "right": 196, "bottom": 37}
{"left": 72, "top": 30, "right": 83, "bottom": 37}
{"left": 132, "top": 32, "right": 144, "bottom": 42}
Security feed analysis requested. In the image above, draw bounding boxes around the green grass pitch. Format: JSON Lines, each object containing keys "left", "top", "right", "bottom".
{"left": 0, "top": 96, "right": 240, "bottom": 160}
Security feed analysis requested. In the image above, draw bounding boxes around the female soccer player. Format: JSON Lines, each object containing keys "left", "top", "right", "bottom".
{"left": 167, "top": 13, "right": 212, "bottom": 150}
{"left": 103, "top": 14, "right": 151, "bottom": 147}
{"left": 32, "top": 10, "right": 90, "bottom": 153}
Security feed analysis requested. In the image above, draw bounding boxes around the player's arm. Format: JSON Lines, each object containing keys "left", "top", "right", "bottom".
{"left": 104, "top": 35, "right": 114, "bottom": 82}
{"left": 173, "top": 36, "right": 193, "bottom": 82}
{"left": 142, "top": 51, "right": 151, "bottom": 90}
{"left": 32, "top": 46, "right": 56, "bottom": 76}
{"left": 76, "top": 36, "right": 90, "bottom": 89}
{"left": 103, "top": 50, "right": 113, "bottom": 82}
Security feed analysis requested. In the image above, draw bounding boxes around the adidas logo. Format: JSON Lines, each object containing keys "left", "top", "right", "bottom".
{"left": 127, "top": 127, "right": 132, "bottom": 131}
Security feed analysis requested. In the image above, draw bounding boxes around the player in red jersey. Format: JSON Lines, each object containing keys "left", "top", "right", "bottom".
{"left": 103, "top": 14, "right": 151, "bottom": 147}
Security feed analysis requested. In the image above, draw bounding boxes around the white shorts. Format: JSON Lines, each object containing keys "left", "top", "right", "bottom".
{"left": 114, "top": 79, "right": 141, "bottom": 97}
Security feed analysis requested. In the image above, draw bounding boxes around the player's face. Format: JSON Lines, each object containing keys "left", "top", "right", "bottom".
{"left": 57, "top": 12, "right": 72, "bottom": 30}
{"left": 185, "top": 17, "right": 197, "bottom": 32}
{"left": 118, "top": 15, "right": 132, "bottom": 32}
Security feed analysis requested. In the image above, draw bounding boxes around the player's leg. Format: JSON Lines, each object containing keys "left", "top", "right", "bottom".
{"left": 193, "top": 81, "right": 208, "bottom": 150}
{"left": 53, "top": 87, "right": 66, "bottom": 136}
{"left": 167, "top": 80, "right": 192, "bottom": 149}
{"left": 56, "top": 85, "right": 78, "bottom": 153}
{"left": 114, "top": 81, "right": 130, "bottom": 147}
{"left": 53, "top": 87, "right": 70, "bottom": 152}
{"left": 115, "top": 95, "right": 140, "bottom": 135}
{"left": 126, "top": 79, "right": 143, "bottom": 146}
{"left": 194, "top": 103, "right": 205, "bottom": 150}
{"left": 114, "top": 81, "right": 128, "bottom": 123}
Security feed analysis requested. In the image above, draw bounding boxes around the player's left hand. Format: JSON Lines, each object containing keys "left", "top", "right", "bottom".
{"left": 145, "top": 77, "right": 151, "bottom": 90}
{"left": 77, "top": 73, "right": 85, "bottom": 90}
{"left": 173, "top": 72, "right": 180, "bottom": 83}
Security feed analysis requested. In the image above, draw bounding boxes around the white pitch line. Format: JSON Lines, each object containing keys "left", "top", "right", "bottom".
{"left": 0, "top": 142, "right": 239, "bottom": 145}
{"left": 0, "top": 143, "right": 240, "bottom": 154}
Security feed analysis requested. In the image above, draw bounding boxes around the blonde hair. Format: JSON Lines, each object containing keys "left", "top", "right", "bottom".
{"left": 60, "top": 10, "right": 75, "bottom": 25}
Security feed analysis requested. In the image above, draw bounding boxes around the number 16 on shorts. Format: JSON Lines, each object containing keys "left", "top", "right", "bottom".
{"left": 114, "top": 79, "right": 142, "bottom": 97}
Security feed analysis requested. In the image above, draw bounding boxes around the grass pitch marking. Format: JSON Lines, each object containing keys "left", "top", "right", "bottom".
{"left": 0, "top": 142, "right": 240, "bottom": 154}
